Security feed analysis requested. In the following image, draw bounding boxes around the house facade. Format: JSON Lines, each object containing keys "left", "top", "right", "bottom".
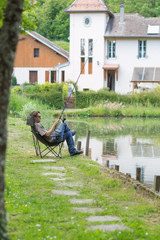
{"left": 58, "top": 0, "right": 160, "bottom": 94}
{"left": 13, "top": 31, "right": 69, "bottom": 85}
{"left": 14, "top": 0, "right": 160, "bottom": 94}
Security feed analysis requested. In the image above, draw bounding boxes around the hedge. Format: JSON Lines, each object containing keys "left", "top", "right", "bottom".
{"left": 75, "top": 89, "right": 160, "bottom": 108}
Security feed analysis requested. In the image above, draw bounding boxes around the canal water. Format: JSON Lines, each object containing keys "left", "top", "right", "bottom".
{"left": 67, "top": 117, "right": 160, "bottom": 189}
{"left": 44, "top": 117, "right": 160, "bottom": 189}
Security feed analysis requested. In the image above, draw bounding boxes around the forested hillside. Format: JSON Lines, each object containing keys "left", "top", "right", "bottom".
{"left": 29, "top": 0, "right": 160, "bottom": 42}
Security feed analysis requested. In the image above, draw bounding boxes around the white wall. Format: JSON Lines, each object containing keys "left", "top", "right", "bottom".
{"left": 13, "top": 67, "right": 52, "bottom": 85}
{"left": 68, "top": 12, "right": 109, "bottom": 91}
{"left": 105, "top": 39, "right": 160, "bottom": 94}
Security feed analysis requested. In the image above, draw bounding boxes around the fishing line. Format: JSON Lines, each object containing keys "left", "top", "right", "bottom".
{"left": 59, "top": 35, "right": 100, "bottom": 120}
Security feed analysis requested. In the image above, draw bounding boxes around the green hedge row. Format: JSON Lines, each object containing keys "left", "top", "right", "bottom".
{"left": 19, "top": 83, "right": 63, "bottom": 109}
{"left": 75, "top": 89, "right": 160, "bottom": 108}
{"left": 24, "top": 90, "right": 63, "bottom": 109}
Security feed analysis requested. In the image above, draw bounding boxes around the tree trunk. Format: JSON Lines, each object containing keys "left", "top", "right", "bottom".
{"left": 0, "top": 0, "right": 24, "bottom": 239}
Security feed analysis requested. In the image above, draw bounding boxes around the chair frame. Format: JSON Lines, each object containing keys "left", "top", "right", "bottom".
{"left": 31, "top": 127, "right": 63, "bottom": 159}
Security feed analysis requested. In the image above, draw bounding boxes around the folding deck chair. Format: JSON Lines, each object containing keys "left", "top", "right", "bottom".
{"left": 26, "top": 115, "right": 63, "bottom": 158}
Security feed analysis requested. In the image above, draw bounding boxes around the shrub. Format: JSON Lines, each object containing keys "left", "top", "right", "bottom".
{"left": 19, "top": 102, "right": 37, "bottom": 120}
{"left": 11, "top": 86, "right": 22, "bottom": 95}
{"left": 41, "top": 90, "right": 63, "bottom": 109}
{"left": 23, "top": 83, "right": 64, "bottom": 109}
{"left": 9, "top": 93, "right": 29, "bottom": 115}
{"left": 24, "top": 83, "right": 41, "bottom": 93}
{"left": 11, "top": 75, "right": 17, "bottom": 86}
{"left": 63, "top": 83, "right": 69, "bottom": 98}
{"left": 76, "top": 88, "right": 160, "bottom": 108}
{"left": 9, "top": 93, "right": 53, "bottom": 118}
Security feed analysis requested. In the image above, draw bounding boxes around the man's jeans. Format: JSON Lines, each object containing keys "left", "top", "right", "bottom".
{"left": 51, "top": 122, "right": 76, "bottom": 155}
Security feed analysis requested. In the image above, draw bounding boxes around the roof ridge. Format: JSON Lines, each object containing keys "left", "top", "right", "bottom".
{"left": 26, "top": 31, "right": 69, "bottom": 59}
{"left": 31, "top": 31, "right": 69, "bottom": 54}
{"left": 65, "top": 0, "right": 111, "bottom": 13}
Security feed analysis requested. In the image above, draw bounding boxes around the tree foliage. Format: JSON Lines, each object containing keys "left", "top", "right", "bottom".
{"left": 105, "top": 0, "right": 160, "bottom": 17}
{"left": 34, "top": 0, "right": 72, "bottom": 41}
{"left": 0, "top": 0, "right": 37, "bottom": 31}
{"left": 32, "top": 0, "right": 160, "bottom": 42}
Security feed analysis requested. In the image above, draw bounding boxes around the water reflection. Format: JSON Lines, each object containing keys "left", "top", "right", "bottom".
{"left": 66, "top": 118, "right": 160, "bottom": 189}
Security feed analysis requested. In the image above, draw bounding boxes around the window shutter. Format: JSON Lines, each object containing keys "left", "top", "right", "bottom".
{"left": 138, "top": 40, "right": 140, "bottom": 59}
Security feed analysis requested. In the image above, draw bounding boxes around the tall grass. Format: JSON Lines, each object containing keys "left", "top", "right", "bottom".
{"left": 9, "top": 93, "right": 54, "bottom": 120}
{"left": 53, "top": 100, "right": 160, "bottom": 118}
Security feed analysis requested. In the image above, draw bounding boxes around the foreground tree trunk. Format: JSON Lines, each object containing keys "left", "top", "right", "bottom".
{"left": 0, "top": 0, "right": 24, "bottom": 239}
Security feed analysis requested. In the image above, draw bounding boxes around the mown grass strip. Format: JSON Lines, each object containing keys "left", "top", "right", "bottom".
{"left": 5, "top": 117, "right": 160, "bottom": 240}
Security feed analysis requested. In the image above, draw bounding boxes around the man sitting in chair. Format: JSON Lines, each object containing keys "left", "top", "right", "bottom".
{"left": 30, "top": 111, "right": 83, "bottom": 156}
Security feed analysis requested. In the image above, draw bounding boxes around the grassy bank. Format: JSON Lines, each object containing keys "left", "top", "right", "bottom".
{"left": 53, "top": 102, "right": 160, "bottom": 118}
{"left": 9, "top": 89, "right": 160, "bottom": 118}
{"left": 5, "top": 117, "right": 160, "bottom": 239}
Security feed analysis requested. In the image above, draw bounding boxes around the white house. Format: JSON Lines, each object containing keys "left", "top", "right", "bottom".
{"left": 57, "top": 0, "right": 160, "bottom": 94}
{"left": 13, "top": 31, "right": 69, "bottom": 85}
{"left": 14, "top": 0, "right": 160, "bottom": 94}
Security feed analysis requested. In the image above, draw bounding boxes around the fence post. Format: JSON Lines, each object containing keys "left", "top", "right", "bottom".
{"left": 115, "top": 165, "right": 119, "bottom": 171}
{"left": 154, "top": 176, "right": 160, "bottom": 192}
{"left": 77, "top": 141, "right": 82, "bottom": 151}
{"left": 85, "top": 130, "right": 90, "bottom": 156}
{"left": 106, "top": 160, "right": 109, "bottom": 167}
{"left": 136, "top": 168, "right": 141, "bottom": 182}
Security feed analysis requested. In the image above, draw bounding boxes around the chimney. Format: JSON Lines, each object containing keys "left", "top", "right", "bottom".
{"left": 120, "top": 3, "right": 125, "bottom": 24}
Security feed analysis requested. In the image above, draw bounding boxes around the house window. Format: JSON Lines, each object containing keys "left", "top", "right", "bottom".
{"left": 81, "top": 57, "right": 85, "bottom": 74}
{"left": 138, "top": 40, "right": 146, "bottom": 58}
{"left": 34, "top": 48, "right": 39, "bottom": 58}
{"left": 88, "top": 58, "right": 93, "bottom": 74}
{"left": 81, "top": 39, "right": 85, "bottom": 56}
{"left": 51, "top": 71, "right": 56, "bottom": 83}
{"left": 107, "top": 40, "right": 116, "bottom": 58}
{"left": 61, "top": 71, "right": 65, "bottom": 82}
{"left": 88, "top": 39, "right": 93, "bottom": 56}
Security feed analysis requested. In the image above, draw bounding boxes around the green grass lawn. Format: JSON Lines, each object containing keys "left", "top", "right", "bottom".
{"left": 5, "top": 117, "right": 160, "bottom": 240}
{"left": 53, "top": 40, "right": 69, "bottom": 52}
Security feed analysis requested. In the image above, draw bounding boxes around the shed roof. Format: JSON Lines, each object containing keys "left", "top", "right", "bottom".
{"left": 65, "top": 0, "right": 113, "bottom": 14}
{"left": 105, "top": 13, "right": 160, "bottom": 38}
{"left": 26, "top": 31, "right": 69, "bottom": 59}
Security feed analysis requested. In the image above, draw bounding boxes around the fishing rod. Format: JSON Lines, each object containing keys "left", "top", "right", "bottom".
{"left": 59, "top": 36, "right": 100, "bottom": 121}
{"left": 59, "top": 57, "right": 89, "bottom": 120}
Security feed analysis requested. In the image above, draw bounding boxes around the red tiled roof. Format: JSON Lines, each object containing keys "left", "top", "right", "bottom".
{"left": 65, "top": 0, "right": 111, "bottom": 13}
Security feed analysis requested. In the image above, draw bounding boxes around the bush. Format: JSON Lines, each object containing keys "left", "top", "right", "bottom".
{"left": 11, "top": 75, "right": 17, "bottom": 86}
{"left": 23, "top": 83, "right": 64, "bottom": 109}
{"left": 41, "top": 90, "right": 63, "bottom": 109}
{"left": 19, "top": 102, "right": 37, "bottom": 120}
{"left": 11, "top": 86, "right": 22, "bottom": 95}
{"left": 9, "top": 93, "right": 53, "bottom": 118}
{"left": 76, "top": 88, "right": 160, "bottom": 108}
{"left": 24, "top": 83, "right": 41, "bottom": 93}
{"left": 63, "top": 83, "right": 69, "bottom": 98}
{"left": 9, "top": 93, "right": 29, "bottom": 115}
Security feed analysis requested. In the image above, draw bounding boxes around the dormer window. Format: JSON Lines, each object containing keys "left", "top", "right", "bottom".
{"left": 147, "top": 25, "right": 160, "bottom": 35}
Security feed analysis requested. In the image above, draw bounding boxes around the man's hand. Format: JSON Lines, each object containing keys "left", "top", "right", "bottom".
{"left": 54, "top": 119, "right": 60, "bottom": 127}
{"left": 45, "top": 119, "right": 60, "bottom": 136}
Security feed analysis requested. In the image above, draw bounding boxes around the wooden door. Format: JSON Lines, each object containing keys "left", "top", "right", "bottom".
{"left": 29, "top": 71, "right": 37, "bottom": 84}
